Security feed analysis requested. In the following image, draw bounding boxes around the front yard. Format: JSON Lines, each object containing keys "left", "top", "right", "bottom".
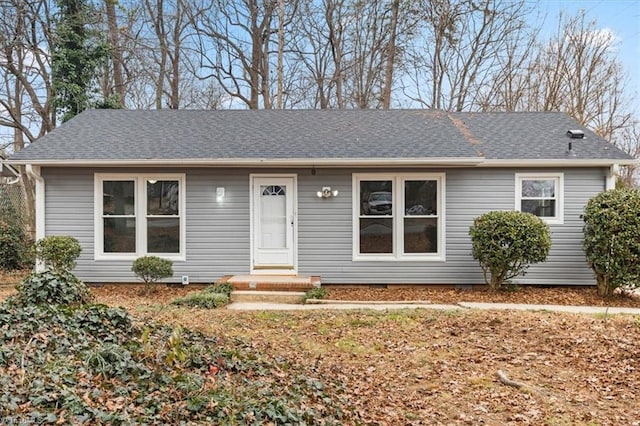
{"left": 86, "top": 286, "right": 640, "bottom": 424}
{"left": 1, "top": 282, "right": 639, "bottom": 424}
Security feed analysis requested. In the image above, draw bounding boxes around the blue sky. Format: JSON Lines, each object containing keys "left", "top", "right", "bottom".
{"left": 536, "top": 0, "right": 640, "bottom": 114}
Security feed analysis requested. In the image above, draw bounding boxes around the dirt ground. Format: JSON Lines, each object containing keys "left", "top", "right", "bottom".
{"left": 323, "top": 285, "right": 640, "bottom": 308}
{"left": 2, "top": 278, "right": 640, "bottom": 424}
{"left": 2, "top": 267, "right": 639, "bottom": 307}
{"left": 83, "top": 285, "right": 640, "bottom": 425}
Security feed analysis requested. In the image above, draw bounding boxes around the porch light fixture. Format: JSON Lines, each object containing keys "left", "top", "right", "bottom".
{"left": 216, "top": 187, "right": 225, "bottom": 202}
{"left": 316, "top": 186, "right": 338, "bottom": 198}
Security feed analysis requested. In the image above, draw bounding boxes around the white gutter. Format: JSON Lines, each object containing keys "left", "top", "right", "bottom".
{"left": 25, "top": 164, "right": 45, "bottom": 246}
{"left": 8, "top": 156, "right": 637, "bottom": 168}
{"left": 480, "top": 158, "right": 638, "bottom": 167}
{"left": 8, "top": 157, "right": 486, "bottom": 167}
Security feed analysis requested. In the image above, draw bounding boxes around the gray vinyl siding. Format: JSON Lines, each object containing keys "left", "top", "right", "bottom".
{"left": 42, "top": 167, "right": 606, "bottom": 285}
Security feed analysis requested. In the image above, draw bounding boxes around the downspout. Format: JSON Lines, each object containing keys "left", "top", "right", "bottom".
{"left": 26, "top": 165, "right": 46, "bottom": 272}
{"left": 605, "top": 164, "right": 619, "bottom": 190}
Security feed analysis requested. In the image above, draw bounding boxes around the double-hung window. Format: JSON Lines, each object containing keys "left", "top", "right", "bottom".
{"left": 515, "top": 173, "right": 563, "bottom": 224}
{"left": 96, "top": 174, "right": 185, "bottom": 260}
{"left": 353, "top": 173, "right": 445, "bottom": 261}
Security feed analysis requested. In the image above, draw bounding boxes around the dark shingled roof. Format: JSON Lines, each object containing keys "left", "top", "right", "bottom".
{"left": 450, "top": 112, "right": 630, "bottom": 161}
{"left": 8, "top": 109, "right": 634, "bottom": 163}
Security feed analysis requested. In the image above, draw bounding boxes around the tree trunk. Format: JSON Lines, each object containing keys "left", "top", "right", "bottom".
{"left": 169, "top": 0, "right": 181, "bottom": 109}
{"left": 105, "top": 0, "right": 125, "bottom": 106}
{"left": 596, "top": 275, "right": 613, "bottom": 297}
{"left": 381, "top": 0, "right": 399, "bottom": 109}
{"left": 276, "top": 0, "right": 284, "bottom": 108}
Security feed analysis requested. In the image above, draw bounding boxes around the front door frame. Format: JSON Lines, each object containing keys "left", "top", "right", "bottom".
{"left": 249, "top": 173, "right": 298, "bottom": 275}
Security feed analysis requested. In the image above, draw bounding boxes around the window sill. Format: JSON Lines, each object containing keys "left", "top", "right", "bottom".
{"left": 95, "top": 253, "right": 186, "bottom": 262}
{"left": 352, "top": 254, "right": 446, "bottom": 262}
{"left": 529, "top": 216, "right": 563, "bottom": 225}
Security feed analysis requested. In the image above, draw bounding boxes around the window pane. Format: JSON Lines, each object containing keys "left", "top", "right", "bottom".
{"left": 360, "top": 218, "right": 393, "bottom": 253}
{"left": 147, "top": 218, "right": 180, "bottom": 253}
{"left": 260, "top": 186, "right": 287, "bottom": 249}
{"left": 404, "top": 218, "right": 437, "bottom": 253}
{"left": 103, "top": 181, "right": 135, "bottom": 215}
{"left": 103, "top": 218, "right": 136, "bottom": 253}
{"left": 405, "top": 180, "right": 437, "bottom": 215}
{"left": 147, "top": 180, "right": 179, "bottom": 215}
{"left": 521, "top": 179, "right": 555, "bottom": 198}
{"left": 522, "top": 200, "right": 556, "bottom": 217}
{"left": 360, "top": 181, "right": 392, "bottom": 216}
{"left": 262, "top": 185, "right": 286, "bottom": 196}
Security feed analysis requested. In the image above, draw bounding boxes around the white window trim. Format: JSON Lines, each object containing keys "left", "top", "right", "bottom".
{"left": 94, "top": 173, "right": 186, "bottom": 261}
{"left": 515, "top": 172, "right": 564, "bottom": 225}
{"left": 352, "top": 173, "right": 446, "bottom": 262}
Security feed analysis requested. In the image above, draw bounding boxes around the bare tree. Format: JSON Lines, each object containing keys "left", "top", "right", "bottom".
{"left": 616, "top": 118, "right": 640, "bottom": 187}
{"left": 292, "top": 0, "right": 414, "bottom": 109}
{"left": 141, "top": 0, "right": 193, "bottom": 109}
{"left": 290, "top": 0, "right": 346, "bottom": 109}
{"left": 187, "top": 0, "right": 281, "bottom": 109}
{"left": 404, "top": 0, "right": 534, "bottom": 111}
{"left": 510, "top": 12, "right": 632, "bottom": 142}
{"left": 0, "top": 0, "right": 56, "bottom": 234}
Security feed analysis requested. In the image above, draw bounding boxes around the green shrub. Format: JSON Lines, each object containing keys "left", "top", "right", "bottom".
{"left": 210, "top": 281, "right": 234, "bottom": 298}
{"left": 12, "top": 270, "right": 93, "bottom": 306}
{"left": 0, "top": 220, "right": 32, "bottom": 271}
{"left": 582, "top": 188, "right": 640, "bottom": 297}
{"left": 35, "top": 236, "right": 82, "bottom": 272}
{"left": 469, "top": 210, "right": 551, "bottom": 290}
{"left": 131, "top": 256, "right": 174, "bottom": 295}
{"left": 173, "top": 291, "right": 230, "bottom": 309}
{"left": 172, "top": 284, "right": 233, "bottom": 309}
{"left": 302, "top": 287, "right": 328, "bottom": 303}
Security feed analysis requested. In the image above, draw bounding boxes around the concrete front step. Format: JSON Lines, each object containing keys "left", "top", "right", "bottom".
{"left": 231, "top": 290, "right": 307, "bottom": 304}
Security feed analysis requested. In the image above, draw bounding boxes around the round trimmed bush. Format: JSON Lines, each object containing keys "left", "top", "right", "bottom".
{"left": 36, "top": 236, "right": 82, "bottom": 272}
{"left": 469, "top": 210, "right": 551, "bottom": 290}
{"left": 582, "top": 188, "right": 640, "bottom": 297}
{"left": 131, "top": 256, "right": 174, "bottom": 295}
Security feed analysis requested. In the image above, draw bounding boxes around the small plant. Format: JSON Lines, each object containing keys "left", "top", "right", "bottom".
{"left": 210, "top": 281, "right": 234, "bottom": 298}
{"left": 172, "top": 285, "right": 232, "bottom": 309}
{"left": 35, "top": 235, "right": 82, "bottom": 272}
{"left": 582, "top": 188, "right": 640, "bottom": 297}
{"left": 131, "top": 256, "right": 174, "bottom": 295}
{"left": 12, "top": 269, "right": 93, "bottom": 306}
{"left": 302, "top": 287, "right": 328, "bottom": 303}
{"left": 469, "top": 210, "right": 551, "bottom": 290}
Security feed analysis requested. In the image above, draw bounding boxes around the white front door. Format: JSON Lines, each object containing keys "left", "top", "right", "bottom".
{"left": 251, "top": 175, "right": 296, "bottom": 273}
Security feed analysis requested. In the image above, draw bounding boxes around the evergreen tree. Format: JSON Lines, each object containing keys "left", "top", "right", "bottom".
{"left": 52, "top": 0, "right": 110, "bottom": 122}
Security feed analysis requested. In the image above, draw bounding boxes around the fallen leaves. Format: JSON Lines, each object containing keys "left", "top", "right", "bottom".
{"left": 325, "top": 285, "right": 640, "bottom": 307}
{"left": 1, "top": 282, "right": 640, "bottom": 424}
